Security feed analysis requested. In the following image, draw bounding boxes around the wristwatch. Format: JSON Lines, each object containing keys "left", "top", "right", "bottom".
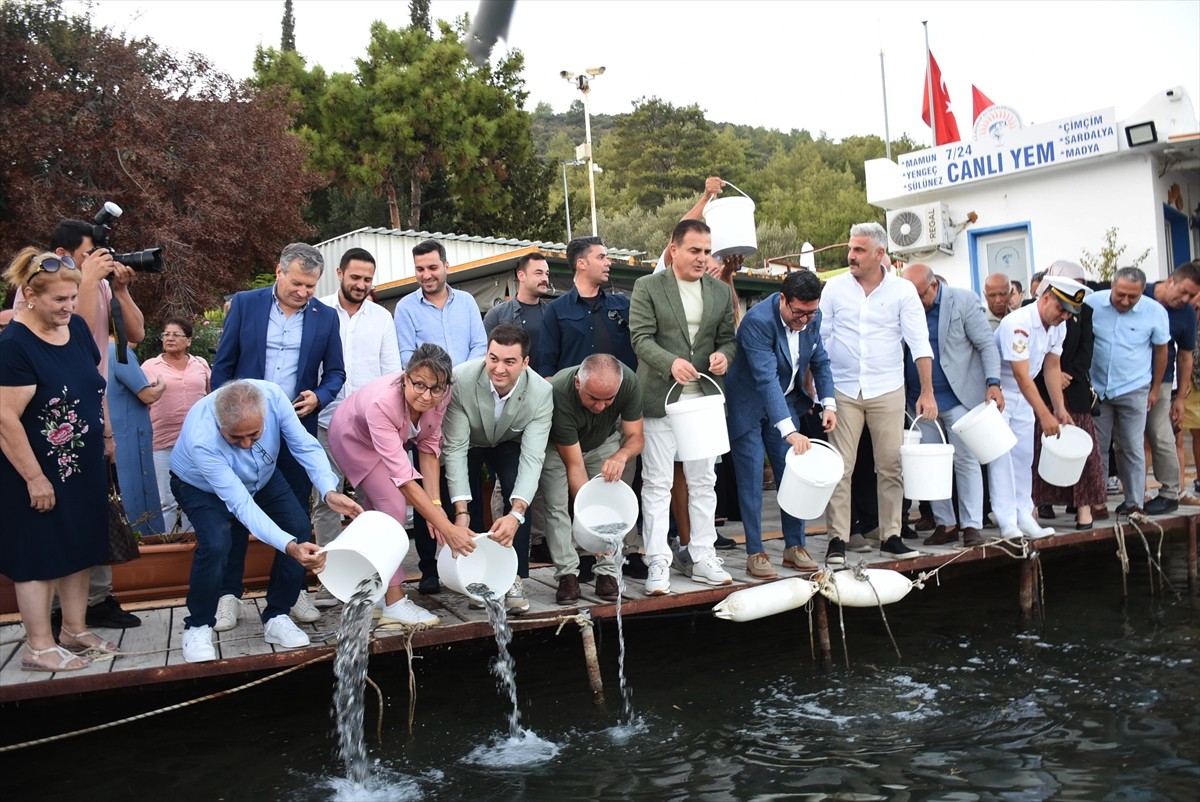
{"left": 509, "top": 509, "right": 526, "bottom": 526}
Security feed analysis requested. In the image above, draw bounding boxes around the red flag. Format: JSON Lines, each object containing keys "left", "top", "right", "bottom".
{"left": 972, "top": 85, "right": 996, "bottom": 122}
{"left": 921, "top": 52, "right": 961, "bottom": 145}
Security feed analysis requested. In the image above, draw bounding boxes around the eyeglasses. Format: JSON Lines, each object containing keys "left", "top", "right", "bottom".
{"left": 161, "top": 332, "right": 189, "bottom": 339}
{"left": 251, "top": 441, "right": 274, "bottom": 465}
{"left": 406, "top": 376, "right": 447, "bottom": 398}
{"left": 786, "top": 306, "right": 818, "bottom": 320}
{"left": 32, "top": 255, "right": 77, "bottom": 276}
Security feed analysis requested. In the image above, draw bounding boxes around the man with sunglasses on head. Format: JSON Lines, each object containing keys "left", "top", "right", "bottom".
{"left": 539, "top": 236, "right": 637, "bottom": 376}
{"left": 170, "top": 379, "right": 362, "bottom": 662}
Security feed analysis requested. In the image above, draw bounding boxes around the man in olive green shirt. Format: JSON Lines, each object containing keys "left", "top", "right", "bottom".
{"left": 541, "top": 354, "right": 644, "bottom": 605}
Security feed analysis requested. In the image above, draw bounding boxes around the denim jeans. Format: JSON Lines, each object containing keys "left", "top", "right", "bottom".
{"left": 465, "top": 440, "right": 532, "bottom": 578}
{"left": 172, "top": 469, "right": 310, "bottom": 629}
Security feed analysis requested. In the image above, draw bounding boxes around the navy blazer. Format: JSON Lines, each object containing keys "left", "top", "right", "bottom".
{"left": 725, "top": 293, "right": 833, "bottom": 440}
{"left": 211, "top": 287, "right": 345, "bottom": 434}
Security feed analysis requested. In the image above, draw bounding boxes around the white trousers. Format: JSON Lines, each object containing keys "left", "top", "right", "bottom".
{"left": 987, "top": 396, "right": 1034, "bottom": 530}
{"left": 641, "top": 416, "right": 717, "bottom": 564}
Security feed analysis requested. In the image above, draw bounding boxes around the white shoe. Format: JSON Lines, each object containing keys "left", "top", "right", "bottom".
{"left": 692, "top": 554, "right": 733, "bottom": 586}
{"left": 214, "top": 594, "right": 242, "bottom": 632}
{"left": 1017, "top": 516, "right": 1055, "bottom": 538}
{"left": 182, "top": 625, "right": 216, "bottom": 663}
{"left": 312, "top": 588, "right": 341, "bottom": 609}
{"left": 263, "top": 615, "right": 311, "bottom": 649}
{"left": 290, "top": 590, "right": 321, "bottom": 622}
{"left": 379, "top": 598, "right": 440, "bottom": 627}
{"left": 644, "top": 559, "right": 671, "bottom": 596}
{"left": 504, "top": 579, "right": 530, "bottom": 615}
{"left": 999, "top": 526, "right": 1023, "bottom": 539}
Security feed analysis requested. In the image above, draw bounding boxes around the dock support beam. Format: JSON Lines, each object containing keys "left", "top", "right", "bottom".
{"left": 813, "top": 594, "right": 832, "bottom": 664}
{"left": 1019, "top": 552, "right": 1041, "bottom": 627}
{"left": 578, "top": 613, "right": 605, "bottom": 704}
{"left": 1187, "top": 514, "right": 1197, "bottom": 597}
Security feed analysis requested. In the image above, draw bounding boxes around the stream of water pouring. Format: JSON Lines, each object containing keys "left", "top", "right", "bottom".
{"left": 331, "top": 577, "right": 382, "bottom": 785}
{"left": 606, "top": 536, "right": 636, "bottom": 728}
{"left": 467, "top": 582, "right": 521, "bottom": 738}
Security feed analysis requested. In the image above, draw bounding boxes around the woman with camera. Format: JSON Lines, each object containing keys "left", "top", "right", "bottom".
{"left": 0, "top": 248, "right": 117, "bottom": 671}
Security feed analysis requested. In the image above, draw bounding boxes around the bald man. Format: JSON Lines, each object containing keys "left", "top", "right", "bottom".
{"left": 983, "top": 273, "right": 1012, "bottom": 331}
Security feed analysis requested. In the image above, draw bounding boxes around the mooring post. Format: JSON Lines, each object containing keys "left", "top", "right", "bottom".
{"left": 813, "top": 594, "right": 832, "bottom": 664}
{"left": 1187, "top": 514, "right": 1197, "bottom": 597}
{"left": 1019, "top": 552, "right": 1039, "bottom": 627}
{"left": 577, "top": 612, "right": 605, "bottom": 705}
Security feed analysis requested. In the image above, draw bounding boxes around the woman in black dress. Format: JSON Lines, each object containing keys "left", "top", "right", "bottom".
{"left": 0, "top": 248, "right": 113, "bottom": 671}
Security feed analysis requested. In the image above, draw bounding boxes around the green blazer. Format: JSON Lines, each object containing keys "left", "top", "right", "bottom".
{"left": 442, "top": 358, "right": 554, "bottom": 504}
{"left": 629, "top": 269, "right": 737, "bottom": 418}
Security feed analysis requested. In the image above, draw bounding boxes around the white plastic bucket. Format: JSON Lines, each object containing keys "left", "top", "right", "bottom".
{"left": 703, "top": 183, "right": 757, "bottom": 258}
{"left": 319, "top": 510, "right": 408, "bottom": 604}
{"left": 665, "top": 374, "right": 729, "bottom": 460}
{"left": 902, "top": 412, "right": 922, "bottom": 446}
{"left": 900, "top": 417, "right": 955, "bottom": 500}
{"left": 951, "top": 400, "right": 1017, "bottom": 465}
{"left": 437, "top": 533, "right": 518, "bottom": 602}
{"left": 1037, "top": 424, "right": 1093, "bottom": 487}
{"left": 778, "top": 439, "right": 844, "bottom": 520}
{"left": 573, "top": 476, "right": 638, "bottom": 555}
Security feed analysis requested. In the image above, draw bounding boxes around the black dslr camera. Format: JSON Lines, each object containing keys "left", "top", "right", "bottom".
{"left": 92, "top": 201, "right": 164, "bottom": 273}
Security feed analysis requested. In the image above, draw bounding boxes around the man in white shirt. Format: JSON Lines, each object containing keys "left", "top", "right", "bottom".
{"left": 311, "top": 248, "right": 402, "bottom": 605}
{"left": 818, "top": 222, "right": 937, "bottom": 564}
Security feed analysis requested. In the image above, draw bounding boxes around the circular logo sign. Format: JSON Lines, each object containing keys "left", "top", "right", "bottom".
{"left": 973, "top": 105, "right": 1024, "bottom": 144}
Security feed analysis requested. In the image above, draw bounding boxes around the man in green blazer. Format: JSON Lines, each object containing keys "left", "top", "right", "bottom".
{"left": 630, "top": 219, "right": 737, "bottom": 595}
{"left": 443, "top": 324, "right": 554, "bottom": 613}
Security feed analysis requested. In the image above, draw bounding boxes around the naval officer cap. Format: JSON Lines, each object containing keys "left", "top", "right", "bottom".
{"left": 1039, "top": 275, "right": 1091, "bottom": 314}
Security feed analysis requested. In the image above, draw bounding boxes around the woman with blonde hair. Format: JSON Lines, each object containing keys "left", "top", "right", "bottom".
{"left": 0, "top": 248, "right": 117, "bottom": 671}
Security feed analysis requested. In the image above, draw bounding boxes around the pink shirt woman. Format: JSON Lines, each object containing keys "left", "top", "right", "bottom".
{"left": 328, "top": 344, "right": 474, "bottom": 626}
{"left": 141, "top": 317, "right": 210, "bottom": 532}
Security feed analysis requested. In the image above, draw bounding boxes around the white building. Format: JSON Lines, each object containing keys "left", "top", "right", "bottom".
{"left": 864, "top": 86, "right": 1200, "bottom": 293}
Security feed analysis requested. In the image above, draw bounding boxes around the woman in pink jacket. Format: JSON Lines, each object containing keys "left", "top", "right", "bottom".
{"left": 329, "top": 344, "right": 475, "bottom": 625}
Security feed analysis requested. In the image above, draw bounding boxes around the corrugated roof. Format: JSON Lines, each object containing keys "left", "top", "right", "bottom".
{"left": 321, "top": 226, "right": 644, "bottom": 261}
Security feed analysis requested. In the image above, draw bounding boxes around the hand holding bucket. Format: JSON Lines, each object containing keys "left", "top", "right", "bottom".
{"left": 318, "top": 510, "right": 408, "bottom": 604}
{"left": 438, "top": 533, "right": 518, "bottom": 602}
{"left": 664, "top": 374, "right": 730, "bottom": 461}
{"left": 573, "top": 475, "right": 638, "bottom": 555}
{"left": 900, "top": 417, "right": 955, "bottom": 500}
{"left": 702, "top": 181, "right": 757, "bottom": 259}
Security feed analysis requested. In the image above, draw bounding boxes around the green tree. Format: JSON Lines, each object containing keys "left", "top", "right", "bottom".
{"left": 281, "top": 0, "right": 295, "bottom": 51}
{"left": 1080, "top": 226, "right": 1151, "bottom": 282}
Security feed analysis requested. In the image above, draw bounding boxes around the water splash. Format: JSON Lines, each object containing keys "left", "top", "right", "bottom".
{"left": 331, "top": 577, "right": 381, "bottom": 786}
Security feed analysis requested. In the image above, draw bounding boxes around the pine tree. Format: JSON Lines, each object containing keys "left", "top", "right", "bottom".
{"left": 281, "top": 0, "right": 296, "bottom": 51}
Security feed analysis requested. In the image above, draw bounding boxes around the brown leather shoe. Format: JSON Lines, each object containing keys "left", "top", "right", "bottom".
{"left": 1092, "top": 504, "right": 1110, "bottom": 521}
{"left": 922, "top": 524, "right": 959, "bottom": 545}
{"left": 782, "top": 546, "right": 818, "bottom": 572}
{"left": 747, "top": 552, "right": 779, "bottom": 578}
{"left": 961, "top": 527, "right": 984, "bottom": 547}
{"left": 556, "top": 574, "right": 580, "bottom": 605}
{"left": 912, "top": 513, "right": 937, "bottom": 532}
{"left": 594, "top": 574, "right": 620, "bottom": 602}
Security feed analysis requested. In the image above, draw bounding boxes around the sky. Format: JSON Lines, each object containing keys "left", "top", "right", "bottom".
{"left": 66, "top": 0, "right": 1200, "bottom": 145}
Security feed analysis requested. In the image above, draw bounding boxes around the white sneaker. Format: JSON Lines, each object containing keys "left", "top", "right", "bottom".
{"left": 644, "top": 559, "right": 671, "bottom": 596}
{"left": 505, "top": 579, "right": 530, "bottom": 615}
{"left": 312, "top": 588, "right": 341, "bottom": 609}
{"left": 379, "top": 597, "right": 440, "bottom": 627}
{"left": 263, "top": 615, "right": 311, "bottom": 649}
{"left": 290, "top": 590, "right": 321, "bottom": 622}
{"left": 182, "top": 625, "right": 216, "bottom": 663}
{"left": 214, "top": 594, "right": 242, "bottom": 632}
{"left": 1017, "top": 516, "right": 1055, "bottom": 538}
{"left": 692, "top": 554, "right": 733, "bottom": 586}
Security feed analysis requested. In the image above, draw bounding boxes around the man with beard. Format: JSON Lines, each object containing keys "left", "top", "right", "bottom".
{"left": 484, "top": 252, "right": 553, "bottom": 374}
{"left": 393, "top": 239, "right": 488, "bottom": 367}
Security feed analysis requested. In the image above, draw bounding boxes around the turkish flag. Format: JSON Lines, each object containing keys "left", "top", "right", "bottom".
{"left": 921, "top": 52, "right": 961, "bottom": 145}
{"left": 972, "top": 85, "right": 996, "bottom": 122}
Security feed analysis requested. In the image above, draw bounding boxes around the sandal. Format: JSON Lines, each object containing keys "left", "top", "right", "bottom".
{"left": 59, "top": 627, "right": 119, "bottom": 655}
{"left": 22, "top": 643, "right": 91, "bottom": 672}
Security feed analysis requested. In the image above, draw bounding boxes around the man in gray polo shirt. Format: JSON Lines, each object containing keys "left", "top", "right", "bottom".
{"left": 541, "top": 354, "right": 644, "bottom": 604}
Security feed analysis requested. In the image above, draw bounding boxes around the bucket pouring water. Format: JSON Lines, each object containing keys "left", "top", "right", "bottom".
{"left": 665, "top": 374, "right": 729, "bottom": 461}
{"left": 573, "top": 476, "right": 638, "bottom": 555}
{"left": 900, "top": 417, "right": 955, "bottom": 500}
{"left": 438, "top": 533, "right": 518, "bottom": 602}
{"left": 778, "top": 439, "right": 843, "bottom": 520}
{"left": 1037, "top": 424, "right": 1093, "bottom": 487}
{"left": 951, "top": 400, "right": 1017, "bottom": 465}
{"left": 703, "top": 182, "right": 757, "bottom": 259}
{"left": 318, "top": 510, "right": 408, "bottom": 604}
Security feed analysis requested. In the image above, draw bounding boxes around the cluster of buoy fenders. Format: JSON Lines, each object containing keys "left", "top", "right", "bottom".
{"left": 712, "top": 569, "right": 913, "bottom": 622}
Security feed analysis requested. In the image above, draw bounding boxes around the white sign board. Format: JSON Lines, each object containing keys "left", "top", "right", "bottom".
{"left": 896, "top": 108, "right": 1119, "bottom": 196}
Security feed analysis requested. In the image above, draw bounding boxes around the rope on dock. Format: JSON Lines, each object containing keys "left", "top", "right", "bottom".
{"left": 1115, "top": 515, "right": 1177, "bottom": 598}
{"left": 0, "top": 651, "right": 335, "bottom": 753}
{"left": 365, "top": 674, "right": 385, "bottom": 745}
{"left": 553, "top": 613, "right": 594, "bottom": 636}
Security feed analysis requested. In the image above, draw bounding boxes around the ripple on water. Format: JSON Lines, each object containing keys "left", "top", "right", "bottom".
{"left": 463, "top": 728, "right": 561, "bottom": 768}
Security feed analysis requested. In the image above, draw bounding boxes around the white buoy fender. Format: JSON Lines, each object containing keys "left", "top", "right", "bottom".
{"left": 712, "top": 578, "right": 817, "bottom": 622}
{"left": 817, "top": 569, "right": 913, "bottom": 608}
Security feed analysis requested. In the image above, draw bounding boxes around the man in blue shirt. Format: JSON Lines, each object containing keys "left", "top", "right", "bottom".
{"left": 1141, "top": 261, "right": 1200, "bottom": 514}
{"left": 539, "top": 236, "right": 637, "bottom": 376}
{"left": 393, "top": 239, "right": 488, "bottom": 367}
{"left": 170, "top": 379, "right": 362, "bottom": 663}
{"left": 1085, "top": 267, "right": 1171, "bottom": 515}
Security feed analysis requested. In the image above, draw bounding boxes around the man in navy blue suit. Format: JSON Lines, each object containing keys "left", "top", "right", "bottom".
{"left": 725, "top": 270, "right": 836, "bottom": 578}
{"left": 212, "top": 242, "right": 345, "bottom": 516}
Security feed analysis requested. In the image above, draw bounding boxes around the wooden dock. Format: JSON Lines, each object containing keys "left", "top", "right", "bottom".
{"left": 1, "top": 500, "right": 1196, "bottom": 706}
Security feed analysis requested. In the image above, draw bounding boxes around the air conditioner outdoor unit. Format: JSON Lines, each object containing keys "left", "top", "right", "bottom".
{"left": 886, "top": 203, "right": 954, "bottom": 254}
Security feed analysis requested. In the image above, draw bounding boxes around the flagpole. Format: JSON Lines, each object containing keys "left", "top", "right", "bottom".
{"left": 923, "top": 20, "right": 936, "bottom": 146}
{"left": 880, "top": 48, "right": 892, "bottom": 160}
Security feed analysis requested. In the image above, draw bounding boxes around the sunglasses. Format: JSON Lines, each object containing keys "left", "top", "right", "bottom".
{"left": 32, "top": 255, "right": 77, "bottom": 276}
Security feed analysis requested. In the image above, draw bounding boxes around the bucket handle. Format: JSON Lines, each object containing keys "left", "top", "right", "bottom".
{"left": 908, "top": 414, "right": 947, "bottom": 445}
{"left": 784, "top": 437, "right": 839, "bottom": 466}
{"left": 665, "top": 373, "right": 725, "bottom": 408}
{"left": 702, "top": 180, "right": 752, "bottom": 214}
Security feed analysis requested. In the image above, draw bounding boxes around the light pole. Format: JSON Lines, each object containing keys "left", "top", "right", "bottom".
{"left": 561, "top": 159, "right": 583, "bottom": 242}
{"left": 560, "top": 66, "right": 605, "bottom": 236}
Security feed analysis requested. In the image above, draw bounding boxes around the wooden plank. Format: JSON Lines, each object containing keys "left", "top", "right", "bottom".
{"left": 164, "top": 606, "right": 188, "bottom": 667}
{"left": 115, "top": 607, "right": 172, "bottom": 671}
{"left": 0, "top": 622, "right": 29, "bottom": 685}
